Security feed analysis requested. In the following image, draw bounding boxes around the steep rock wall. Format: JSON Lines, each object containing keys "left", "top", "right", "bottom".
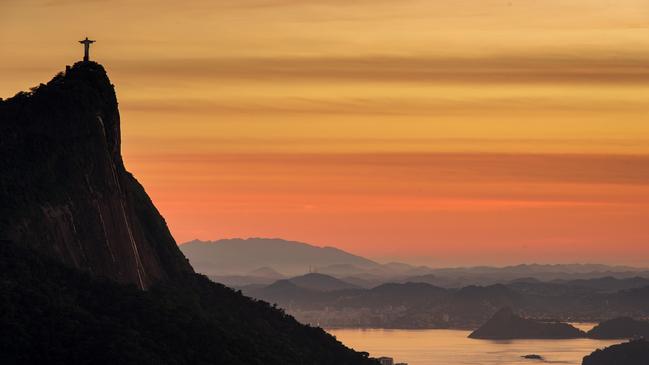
{"left": 0, "top": 62, "right": 193, "bottom": 288}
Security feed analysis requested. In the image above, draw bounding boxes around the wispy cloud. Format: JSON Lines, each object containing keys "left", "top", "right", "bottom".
{"left": 110, "top": 54, "right": 649, "bottom": 84}
{"left": 121, "top": 95, "right": 649, "bottom": 116}
{"left": 129, "top": 152, "right": 649, "bottom": 186}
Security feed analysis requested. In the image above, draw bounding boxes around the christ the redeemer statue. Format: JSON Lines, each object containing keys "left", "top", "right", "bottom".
{"left": 79, "top": 37, "right": 96, "bottom": 62}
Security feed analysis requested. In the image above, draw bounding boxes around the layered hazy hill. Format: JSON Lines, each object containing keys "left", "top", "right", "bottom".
{"left": 0, "top": 62, "right": 377, "bottom": 364}
{"left": 242, "top": 273, "right": 649, "bottom": 329}
{"left": 284, "top": 273, "right": 360, "bottom": 292}
{"left": 180, "top": 238, "right": 380, "bottom": 276}
{"left": 182, "top": 237, "right": 649, "bottom": 330}
{"left": 184, "top": 237, "right": 649, "bottom": 290}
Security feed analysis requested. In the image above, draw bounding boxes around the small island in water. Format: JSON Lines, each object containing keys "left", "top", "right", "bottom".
{"left": 469, "top": 307, "right": 585, "bottom": 339}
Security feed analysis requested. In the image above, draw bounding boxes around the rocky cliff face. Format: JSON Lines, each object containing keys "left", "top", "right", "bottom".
{"left": 0, "top": 62, "right": 193, "bottom": 289}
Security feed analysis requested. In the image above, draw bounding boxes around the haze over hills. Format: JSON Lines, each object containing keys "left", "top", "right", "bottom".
{"left": 243, "top": 275, "right": 649, "bottom": 329}
{"left": 284, "top": 273, "right": 360, "bottom": 292}
{"left": 186, "top": 237, "right": 649, "bottom": 289}
{"left": 180, "top": 238, "right": 379, "bottom": 277}
{"left": 187, "top": 237, "right": 649, "bottom": 331}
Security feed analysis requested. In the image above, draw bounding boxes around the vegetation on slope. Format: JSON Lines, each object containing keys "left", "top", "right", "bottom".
{"left": 0, "top": 242, "right": 376, "bottom": 365}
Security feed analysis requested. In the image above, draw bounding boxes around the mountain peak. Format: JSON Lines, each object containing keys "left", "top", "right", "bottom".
{"left": 181, "top": 237, "right": 378, "bottom": 276}
{"left": 0, "top": 63, "right": 192, "bottom": 288}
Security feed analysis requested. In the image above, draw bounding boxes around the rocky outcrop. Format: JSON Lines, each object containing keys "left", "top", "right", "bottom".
{"left": 469, "top": 307, "right": 586, "bottom": 339}
{"left": 0, "top": 62, "right": 193, "bottom": 289}
{"left": 0, "top": 62, "right": 379, "bottom": 364}
{"left": 582, "top": 339, "right": 649, "bottom": 365}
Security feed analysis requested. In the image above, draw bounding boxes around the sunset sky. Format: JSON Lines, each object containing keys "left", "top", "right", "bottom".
{"left": 2, "top": 0, "right": 648, "bottom": 265}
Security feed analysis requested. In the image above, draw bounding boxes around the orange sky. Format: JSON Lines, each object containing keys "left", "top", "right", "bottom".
{"left": 2, "top": 0, "right": 649, "bottom": 265}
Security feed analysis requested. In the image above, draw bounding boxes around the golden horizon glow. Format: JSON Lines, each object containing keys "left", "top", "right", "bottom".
{"left": 2, "top": 0, "right": 648, "bottom": 265}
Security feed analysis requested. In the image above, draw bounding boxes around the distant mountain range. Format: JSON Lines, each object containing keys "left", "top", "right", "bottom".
{"left": 240, "top": 272, "right": 649, "bottom": 329}
{"left": 180, "top": 237, "right": 649, "bottom": 330}
{"left": 180, "top": 238, "right": 379, "bottom": 277}
{"left": 182, "top": 237, "right": 649, "bottom": 289}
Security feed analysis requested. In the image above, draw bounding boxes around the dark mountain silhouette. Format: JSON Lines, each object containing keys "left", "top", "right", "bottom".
{"left": 469, "top": 307, "right": 585, "bottom": 339}
{"left": 0, "top": 62, "right": 377, "bottom": 365}
{"left": 588, "top": 317, "right": 649, "bottom": 339}
{"left": 257, "top": 280, "right": 322, "bottom": 302}
{"left": 242, "top": 272, "right": 649, "bottom": 329}
{"left": 582, "top": 339, "right": 649, "bottom": 365}
{"left": 0, "top": 62, "right": 192, "bottom": 289}
{"left": 357, "top": 282, "right": 449, "bottom": 308}
{"left": 244, "top": 273, "right": 359, "bottom": 296}
{"left": 248, "top": 281, "right": 447, "bottom": 309}
{"left": 285, "top": 273, "right": 359, "bottom": 292}
{"left": 180, "top": 238, "right": 379, "bottom": 276}
{"left": 245, "top": 281, "right": 527, "bottom": 328}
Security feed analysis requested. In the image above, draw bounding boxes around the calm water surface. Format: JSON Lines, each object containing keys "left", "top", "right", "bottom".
{"left": 328, "top": 326, "right": 621, "bottom": 365}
